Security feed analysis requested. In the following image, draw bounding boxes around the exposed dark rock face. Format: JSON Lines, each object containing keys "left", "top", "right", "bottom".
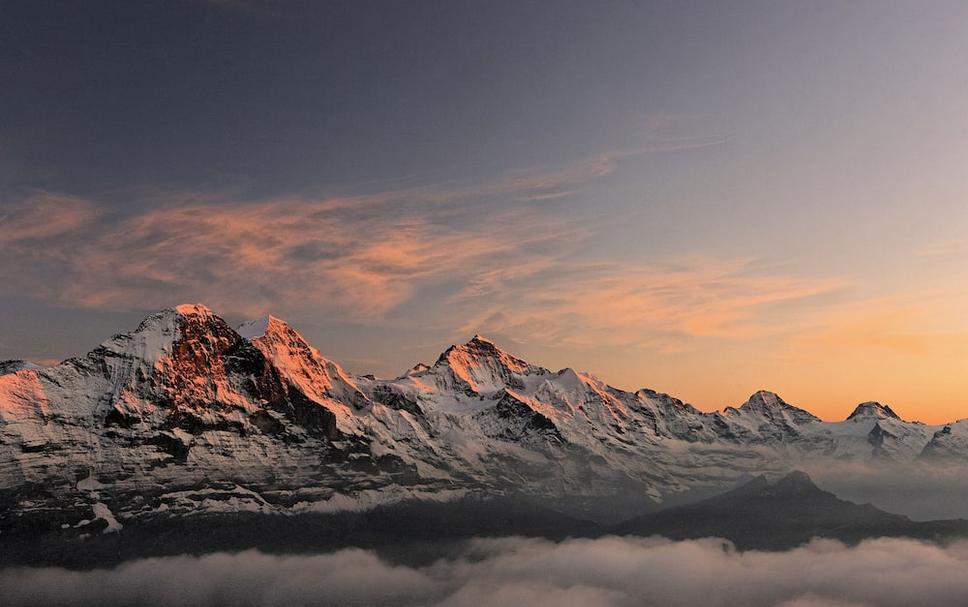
{"left": 150, "top": 432, "right": 191, "bottom": 461}
{"left": 369, "top": 384, "right": 424, "bottom": 416}
{"left": 474, "top": 390, "right": 563, "bottom": 443}
{"left": 2, "top": 304, "right": 967, "bottom": 562}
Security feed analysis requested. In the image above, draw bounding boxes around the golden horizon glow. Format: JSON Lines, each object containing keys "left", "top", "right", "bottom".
{"left": 2, "top": 3, "right": 967, "bottom": 424}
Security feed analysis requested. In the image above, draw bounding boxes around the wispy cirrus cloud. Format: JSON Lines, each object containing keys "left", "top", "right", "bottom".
{"left": 0, "top": 153, "right": 605, "bottom": 318}
{"left": 1, "top": 195, "right": 582, "bottom": 318}
{"left": 0, "top": 140, "right": 836, "bottom": 354}
{"left": 0, "top": 192, "right": 835, "bottom": 350}
{"left": 453, "top": 258, "right": 843, "bottom": 348}
{"left": 0, "top": 193, "right": 98, "bottom": 242}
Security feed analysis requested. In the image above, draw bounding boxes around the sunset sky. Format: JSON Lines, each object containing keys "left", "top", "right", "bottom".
{"left": 2, "top": 1, "right": 968, "bottom": 422}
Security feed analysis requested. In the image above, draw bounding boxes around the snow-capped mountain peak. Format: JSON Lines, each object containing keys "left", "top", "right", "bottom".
{"left": 237, "top": 314, "right": 371, "bottom": 422}
{"left": 97, "top": 303, "right": 238, "bottom": 368}
{"left": 4, "top": 303, "right": 967, "bottom": 537}
{"left": 734, "top": 390, "right": 820, "bottom": 424}
{"left": 430, "top": 335, "right": 542, "bottom": 395}
{"left": 435, "top": 334, "right": 525, "bottom": 367}
{"left": 846, "top": 401, "right": 901, "bottom": 421}
{"left": 740, "top": 389, "right": 785, "bottom": 410}
{"left": 173, "top": 303, "right": 217, "bottom": 317}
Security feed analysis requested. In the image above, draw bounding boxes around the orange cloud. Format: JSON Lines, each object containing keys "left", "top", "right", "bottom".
{"left": 452, "top": 258, "right": 843, "bottom": 349}
{"left": 1, "top": 136, "right": 789, "bottom": 354}
{"left": 0, "top": 183, "right": 838, "bottom": 357}
{"left": 0, "top": 185, "right": 593, "bottom": 319}
{"left": 0, "top": 193, "right": 98, "bottom": 242}
{"left": 0, "top": 140, "right": 658, "bottom": 318}
{"left": 62, "top": 201, "right": 579, "bottom": 318}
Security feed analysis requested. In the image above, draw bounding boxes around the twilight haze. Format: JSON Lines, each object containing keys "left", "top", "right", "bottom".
{"left": 2, "top": 1, "right": 968, "bottom": 423}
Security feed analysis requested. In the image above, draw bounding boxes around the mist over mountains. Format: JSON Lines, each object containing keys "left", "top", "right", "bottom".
{"left": 3, "top": 304, "right": 968, "bottom": 566}
{"left": 8, "top": 536, "right": 968, "bottom": 607}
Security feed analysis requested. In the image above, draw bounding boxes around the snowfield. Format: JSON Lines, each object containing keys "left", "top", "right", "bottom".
{"left": 1, "top": 304, "right": 964, "bottom": 534}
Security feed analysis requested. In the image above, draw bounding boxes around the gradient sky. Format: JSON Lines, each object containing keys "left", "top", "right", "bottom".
{"left": 2, "top": 1, "right": 968, "bottom": 422}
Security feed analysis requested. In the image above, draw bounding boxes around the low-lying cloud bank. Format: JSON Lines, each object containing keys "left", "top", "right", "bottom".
{"left": 4, "top": 536, "right": 968, "bottom": 607}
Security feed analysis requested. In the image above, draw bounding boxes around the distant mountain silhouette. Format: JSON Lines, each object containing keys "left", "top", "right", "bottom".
{"left": 613, "top": 470, "right": 968, "bottom": 549}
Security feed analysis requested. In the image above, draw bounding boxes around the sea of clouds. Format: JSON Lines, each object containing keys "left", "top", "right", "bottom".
{"left": 3, "top": 535, "right": 968, "bottom": 607}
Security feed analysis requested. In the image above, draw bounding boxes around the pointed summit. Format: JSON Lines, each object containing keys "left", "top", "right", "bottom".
{"left": 173, "top": 303, "right": 216, "bottom": 317}
{"left": 846, "top": 401, "right": 901, "bottom": 421}
{"left": 435, "top": 334, "right": 520, "bottom": 366}
{"left": 239, "top": 312, "right": 321, "bottom": 362}
{"left": 237, "top": 312, "right": 371, "bottom": 416}
{"left": 741, "top": 390, "right": 785, "bottom": 410}
{"left": 432, "top": 335, "right": 540, "bottom": 394}
{"left": 449, "top": 334, "right": 506, "bottom": 356}
{"left": 133, "top": 303, "right": 220, "bottom": 335}
{"left": 736, "top": 390, "right": 820, "bottom": 424}
{"left": 110, "top": 303, "right": 236, "bottom": 365}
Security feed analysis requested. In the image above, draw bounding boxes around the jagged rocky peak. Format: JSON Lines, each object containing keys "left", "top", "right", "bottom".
{"left": 741, "top": 389, "right": 787, "bottom": 411}
{"left": 173, "top": 302, "right": 216, "bottom": 317}
{"left": 440, "top": 334, "right": 534, "bottom": 370}
{"left": 439, "top": 334, "right": 512, "bottom": 359}
{"left": 735, "top": 390, "right": 820, "bottom": 424}
{"left": 100, "top": 303, "right": 240, "bottom": 368}
{"left": 237, "top": 312, "right": 371, "bottom": 414}
{"left": 846, "top": 401, "right": 901, "bottom": 421}
{"left": 431, "top": 334, "right": 543, "bottom": 394}
{"left": 133, "top": 302, "right": 229, "bottom": 339}
{"left": 167, "top": 304, "right": 240, "bottom": 348}
{"left": 71, "top": 304, "right": 267, "bottom": 429}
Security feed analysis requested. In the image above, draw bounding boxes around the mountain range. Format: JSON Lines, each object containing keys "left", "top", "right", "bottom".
{"left": 3, "top": 304, "right": 968, "bottom": 546}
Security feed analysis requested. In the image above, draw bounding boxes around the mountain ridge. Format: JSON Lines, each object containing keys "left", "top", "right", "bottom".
{"left": 1, "top": 304, "right": 964, "bottom": 540}
{"left": 0, "top": 303, "right": 934, "bottom": 424}
{"left": 613, "top": 469, "right": 968, "bottom": 550}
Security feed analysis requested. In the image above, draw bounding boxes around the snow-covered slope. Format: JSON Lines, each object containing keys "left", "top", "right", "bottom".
{"left": 922, "top": 420, "right": 968, "bottom": 459}
{"left": 0, "top": 304, "right": 962, "bottom": 536}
